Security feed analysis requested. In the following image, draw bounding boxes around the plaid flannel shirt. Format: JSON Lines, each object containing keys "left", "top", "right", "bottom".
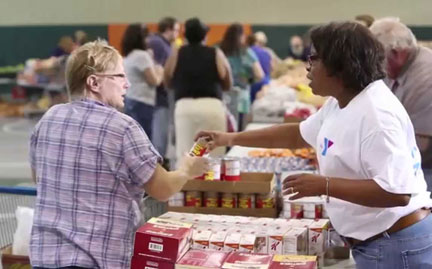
{"left": 29, "top": 99, "right": 160, "bottom": 268}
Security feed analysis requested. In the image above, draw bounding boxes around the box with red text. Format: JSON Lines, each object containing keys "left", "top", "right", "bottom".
{"left": 134, "top": 218, "right": 193, "bottom": 263}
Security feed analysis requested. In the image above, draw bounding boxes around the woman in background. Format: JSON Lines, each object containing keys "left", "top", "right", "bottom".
{"left": 164, "top": 17, "right": 232, "bottom": 164}
{"left": 122, "top": 24, "right": 163, "bottom": 139}
{"left": 220, "top": 23, "right": 264, "bottom": 130}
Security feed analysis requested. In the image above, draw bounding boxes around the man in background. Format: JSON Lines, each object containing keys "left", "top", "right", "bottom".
{"left": 147, "top": 17, "right": 180, "bottom": 166}
{"left": 370, "top": 17, "right": 432, "bottom": 192}
{"left": 287, "top": 35, "right": 308, "bottom": 62}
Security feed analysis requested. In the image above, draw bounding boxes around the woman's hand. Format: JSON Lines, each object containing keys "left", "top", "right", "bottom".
{"left": 177, "top": 155, "right": 209, "bottom": 178}
{"left": 194, "top": 130, "right": 233, "bottom": 151}
{"left": 283, "top": 173, "right": 326, "bottom": 200}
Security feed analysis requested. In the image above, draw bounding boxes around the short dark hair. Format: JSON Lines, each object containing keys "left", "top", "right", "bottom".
{"left": 121, "top": 24, "right": 148, "bottom": 56}
{"left": 158, "top": 17, "right": 177, "bottom": 33}
{"left": 185, "top": 17, "right": 208, "bottom": 44}
{"left": 246, "top": 34, "right": 256, "bottom": 46}
{"left": 220, "top": 23, "right": 244, "bottom": 56}
{"left": 310, "top": 21, "right": 386, "bottom": 93}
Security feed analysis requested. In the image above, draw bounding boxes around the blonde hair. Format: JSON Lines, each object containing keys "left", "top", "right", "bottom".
{"left": 65, "top": 39, "right": 121, "bottom": 98}
{"left": 370, "top": 17, "right": 417, "bottom": 51}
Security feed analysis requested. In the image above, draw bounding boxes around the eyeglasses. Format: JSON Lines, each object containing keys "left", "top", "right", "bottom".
{"left": 94, "top": 73, "right": 127, "bottom": 80}
{"left": 307, "top": 54, "right": 319, "bottom": 66}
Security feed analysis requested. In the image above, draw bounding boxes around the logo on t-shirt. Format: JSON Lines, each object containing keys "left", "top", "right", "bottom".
{"left": 321, "top": 137, "right": 334, "bottom": 156}
{"left": 412, "top": 146, "right": 421, "bottom": 176}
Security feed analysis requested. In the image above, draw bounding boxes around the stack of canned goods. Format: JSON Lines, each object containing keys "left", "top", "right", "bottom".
{"left": 169, "top": 191, "right": 275, "bottom": 209}
{"left": 281, "top": 196, "right": 326, "bottom": 219}
{"left": 197, "top": 157, "right": 241, "bottom": 181}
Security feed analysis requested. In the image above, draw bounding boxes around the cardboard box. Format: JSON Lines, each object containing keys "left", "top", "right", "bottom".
{"left": 224, "top": 233, "right": 242, "bottom": 252}
{"left": 239, "top": 234, "right": 257, "bottom": 253}
{"left": 270, "top": 255, "right": 317, "bottom": 269}
{"left": 283, "top": 227, "right": 308, "bottom": 255}
{"left": 222, "top": 252, "right": 273, "bottom": 269}
{"left": 134, "top": 218, "right": 193, "bottom": 263}
{"left": 288, "top": 219, "right": 314, "bottom": 228}
{"left": 210, "top": 231, "right": 228, "bottom": 251}
{"left": 308, "top": 219, "right": 329, "bottom": 268}
{"left": 131, "top": 255, "right": 175, "bottom": 269}
{"left": 176, "top": 249, "right": 229, "bottom": 269}
{"left": 268, "top": 227, "right": 291, "bottom": 255}
{"left": 308, "top": 219, "right": 329, "bottom": 255}
{"left": 192, "top": 230, "right": 212, "bottom": 250}
{"left": 181, "top": 173, "right": 274, "bottom": 194}
{"left": 253, "top": 230, "right": 269, "bottom": 254}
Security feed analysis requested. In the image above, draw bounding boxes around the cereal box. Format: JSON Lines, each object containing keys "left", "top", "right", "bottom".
{"left": 134, "top": 218, "right": 192, "bottom": 263}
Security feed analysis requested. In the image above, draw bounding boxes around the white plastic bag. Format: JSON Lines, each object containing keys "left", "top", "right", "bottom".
{"left": 12, "top": 206, "right": 34, "bottom": 256}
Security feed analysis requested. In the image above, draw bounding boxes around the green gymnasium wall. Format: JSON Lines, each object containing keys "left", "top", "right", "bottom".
{"left": 0, "top": 25, "right": 107, "bottom": 66}
{"left": 1, "top": 24, "right": 432, "bottom": 66}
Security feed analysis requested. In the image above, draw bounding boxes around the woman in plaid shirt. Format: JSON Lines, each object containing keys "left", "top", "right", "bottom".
{"left": 29, "top": 40, "right": 208, "bottom": 269}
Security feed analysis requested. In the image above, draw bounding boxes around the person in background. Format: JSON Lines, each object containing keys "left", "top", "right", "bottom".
{"left": 147, "top": 17, "right": 180, "bottom": 161}
{"left": 287, "top": 35, "right": 308, "bottom": 61}
{"left": 74, "top": 30, "right": 88, "bottom": 46}
{"left": 122, "top": 24, "right": 163, "bottom": 140}
{"left": 196, "top": 21, "right": 432, "bottom": 268}
{"left": 355, "top": 14, "right": 375, "bottom": 27}
{"left": 254, "top": 31, "right": 281, "bottom": 69}
{"left": 247, "top": 34, "right": 272, "bottom": 103}
{"left": 51, "top": 36, "right": 75, "bottom": 57}
{"left": 221, "top": 24, "right": 264, "bottom": 89}
{"left": 164, "top": 17, "right": 232, "bottom": 164}
{"left": 220, "top": 23, "right": 264, "bottom": 130}
{"left": 29, "top": 40, "right": 208, "bottom": 269}
{"left": 370, "top": 17, "right": 432, "bottom": 194}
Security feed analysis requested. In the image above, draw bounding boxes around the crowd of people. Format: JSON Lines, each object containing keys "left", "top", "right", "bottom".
{"left": 27, "top": 14, "right": 432, "bottom": 268}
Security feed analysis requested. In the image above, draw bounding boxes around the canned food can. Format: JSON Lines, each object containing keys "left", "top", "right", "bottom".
{"left": 315, "top": 204, "right": 323, "bottom": 219}
{"left": 221, "top": 193, "right": 237, "bottom": 208}
{"left": 185, "top": 191, "right": 202, "bottom": 207}
{"left": 238, "top": 193, "right": 255, "bottom": 208}
{"left": 204, "top": 158, "right": 221, "bottom": 181}
{"left": 204, "top": 192, "right": 220, "bottom": 207}
{"left": 256, "top": 193, "right": 275, "bottom": 208}
{"left": 223, "top": 157, "right": 241, "bottom": 181}
{"left": 189, "top": 137, "right": 210, "bottom": 157}
{"left": 290, "top": 203, "right": 303, "bottom": 218}
{"left": 304, "top": 210, "right": 316, "bottom": 219}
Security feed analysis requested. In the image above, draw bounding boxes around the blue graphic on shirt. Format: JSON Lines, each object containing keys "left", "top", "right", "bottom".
{"left": 412, "top": 147, "right": 421, "bottom": 176}
{"left": 321, "top": 137, "right": 334, "bottom": 156}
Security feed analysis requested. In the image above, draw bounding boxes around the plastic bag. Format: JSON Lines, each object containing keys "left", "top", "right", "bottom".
{"left": 12, "top": 207, "right": 34, "bottom": 256}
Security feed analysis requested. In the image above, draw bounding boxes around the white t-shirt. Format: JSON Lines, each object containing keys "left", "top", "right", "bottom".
{"left": 123, "top": 49, "right": 156, "bottom": 106}
{"left": 300, "top": 80, "right": 432, "bottom": 240}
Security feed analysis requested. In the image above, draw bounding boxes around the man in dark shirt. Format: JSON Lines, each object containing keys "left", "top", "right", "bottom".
{"left": 147, "top": 17, "right": 180, "bottom": 160}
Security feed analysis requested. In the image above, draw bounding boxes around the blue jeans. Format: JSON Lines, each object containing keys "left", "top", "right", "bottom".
{"left": 151, "top": 106, "right": 169, "bottom": 156}
{"left": 352, "top": 213, "right": 432, "bottom": 268}
{"left": 124, "top": 98, "right": 154, "bottom": 140}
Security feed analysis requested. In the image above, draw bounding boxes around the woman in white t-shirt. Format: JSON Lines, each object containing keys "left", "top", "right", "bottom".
{"left": 122, "top": 24, "right": 163, "bottom": 140}
{"left": 196, "top": 22, "right": 432, "bottom": 268}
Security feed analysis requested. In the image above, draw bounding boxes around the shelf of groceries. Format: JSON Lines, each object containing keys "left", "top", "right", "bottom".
{"left": 136, "top": 122, "right": 355, "bottom": 269}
